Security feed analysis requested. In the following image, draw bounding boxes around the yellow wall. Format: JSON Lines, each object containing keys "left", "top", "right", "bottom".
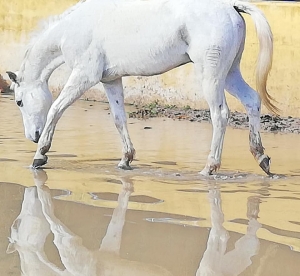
{"left": 241, "top": 2, "right": 300, "bottom": 116}
{"left": 0, "top": 0, "right": 77, "bottom": 73}
{"left": 0, "top": 1, "right": 299, "bottom": 116}
{"left": 0, "top": 0, "right": 76, "bottom": 41}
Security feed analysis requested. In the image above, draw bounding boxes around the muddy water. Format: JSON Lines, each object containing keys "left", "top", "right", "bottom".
{"left": 0, "top": 95, "right": 300, "bottom": 275}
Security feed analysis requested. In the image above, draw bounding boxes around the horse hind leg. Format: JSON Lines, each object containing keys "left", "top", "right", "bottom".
{"left": 103, "top": 78, "right": 135, "bottom": 170}
{"left": 188, "top": 43, "right": 231, "bottom": 175}
{"left": 225, "top": 63, "right": 271, "bottom": 175}
{"left": 191, "top": 67, "right": 229, "bottom": 175}
{"left": 200, "top": 77, "right": 229, "bottom": 176}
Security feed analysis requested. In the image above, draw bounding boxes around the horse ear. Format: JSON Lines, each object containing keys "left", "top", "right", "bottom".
{"left": 6, "top": 243, "right": 16, "bottom": 254}
{"left": 6, "top": 71, "right": 18, "bottom": 83}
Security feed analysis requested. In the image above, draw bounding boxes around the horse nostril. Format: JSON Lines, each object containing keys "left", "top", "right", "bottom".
{"left": 34, "top": 131, "right": 40, "bottom": 143}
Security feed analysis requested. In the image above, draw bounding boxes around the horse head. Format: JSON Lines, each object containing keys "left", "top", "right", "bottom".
{"left": 7, "top": 71, "right": 52, "bottom": 143}
{"left": 7, "top": 186, "right": 50, "bottom": 255}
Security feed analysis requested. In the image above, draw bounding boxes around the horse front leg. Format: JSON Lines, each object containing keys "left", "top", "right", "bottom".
{"left": 100, "top": 178, "right": 133, "bottom": 253}
{"left": 188, "top": 42, "right": 230, "bottom": 176}
{"left": 32, "top": 69, "right": 101, "bottom": 168}
{"left": 103, "top": 78, "right": 135, "bottom": 170}
{"left": 35, "top": 177, "right": 96, "bottom": 274}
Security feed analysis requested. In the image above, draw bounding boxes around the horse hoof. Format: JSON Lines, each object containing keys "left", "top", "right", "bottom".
{"left": 118, "top": 164, "right": 133, "bottom": 170}
{"left": 259, "top": 155, "right": 272, "bottom": 176}
{"left": 199, "top": 168, "right": 212, "bottom": 176}
{"left": 118, "top": 160, "right": 133, "bottom": 170}
{"left": 199, "top": 170, "right": 209, "bottom": 176}
{"left": 32, "top": 155, "right": 48, "bottom": 169}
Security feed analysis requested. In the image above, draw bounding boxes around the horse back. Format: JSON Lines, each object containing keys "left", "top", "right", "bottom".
{"left": 58, "top": 0, "right": 244, "bottom": 77}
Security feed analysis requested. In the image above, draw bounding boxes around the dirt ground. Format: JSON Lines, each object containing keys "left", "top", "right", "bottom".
{"left": 128, "top": 102, "right": 300, "bottom": 134}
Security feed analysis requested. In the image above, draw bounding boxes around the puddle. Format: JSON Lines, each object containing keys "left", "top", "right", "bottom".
{"left": 0, "top": 96, "right": 300, "bottom": 275}
{"left": 89, "top": 192, "right": 163, "bottom": 204}
{"left": 0, "top": 158, "right": 18, "bottom": 162}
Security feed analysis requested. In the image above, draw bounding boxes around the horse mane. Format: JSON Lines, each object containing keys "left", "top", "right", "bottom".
{"left": 18, "top": 0, "right": 88, "bottom": 80}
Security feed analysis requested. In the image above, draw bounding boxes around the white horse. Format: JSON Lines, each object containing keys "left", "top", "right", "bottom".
{"left": 7, "top": 0, "right": 277, "bottom": 175}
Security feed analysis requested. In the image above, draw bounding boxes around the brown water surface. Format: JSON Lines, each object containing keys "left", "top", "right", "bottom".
{"left": 0, "top": 95, "right": 300, "bottom": 275}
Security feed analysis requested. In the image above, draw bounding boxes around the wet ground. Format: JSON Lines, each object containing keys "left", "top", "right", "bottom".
{"left": 0, "top": 95, "right": 300, "bottom": 275}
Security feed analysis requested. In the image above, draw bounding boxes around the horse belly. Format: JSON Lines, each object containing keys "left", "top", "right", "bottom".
{"left": 105, "top": 52, "right": 190, "bottom": 81}
{"left": 101, "top": 33, "right": 190, "bottom": 81}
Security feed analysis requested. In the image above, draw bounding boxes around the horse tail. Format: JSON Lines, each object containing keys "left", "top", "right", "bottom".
{"left": 233, "top": 1, "right": 279, "bottom": 115}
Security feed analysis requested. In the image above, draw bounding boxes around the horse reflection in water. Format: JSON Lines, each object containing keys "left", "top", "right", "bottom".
{"left": 7, "top": 170, "right": 172, "bottom": 276}
{"left": 7, "top": 172, "right": 261, "bottom": 276}
{"left": 6, "top": 173, "right": 54, "bottom": 275}
{"left": 197, "top": 189, "right": 261, "bottom": 276}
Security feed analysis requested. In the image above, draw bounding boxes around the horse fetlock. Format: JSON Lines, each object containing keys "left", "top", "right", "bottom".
{"left": 118, "top": 159, "right": 133, "bottom": 170}
{"left": 249, "top": 131, "right": 264, "bottom": 154}
{"left": 125, "top": 148, "right": 135, "bottom": 163}
{"left": 250, "top": 142, "right": 264, "bottom": 155}
{"left": 249, "top": 137, "right": 267, "bottom": 167}
{"left": 208, "top": 163, "right": 220, "bottom": 174}
{"left": 118, "top": 149, "right": 135, "bottom": 170}
{"left": 200, "top": 159, "right": 221, "bottom": 176}
{"left": 40, "top": 144, "right": 51, "bottom": 155}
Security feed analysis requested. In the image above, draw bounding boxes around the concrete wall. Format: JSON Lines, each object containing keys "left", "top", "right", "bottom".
{"left": 0, "top": 0, "right": 76, "bottom": 69}
{"left": 0, "top": 1, "right": 299, "bottom": 116}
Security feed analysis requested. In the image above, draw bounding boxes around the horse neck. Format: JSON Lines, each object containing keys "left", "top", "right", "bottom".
{"left": 18, "top": 249, "right": 64, "bottom": 276}
{"left": 18, "top": 250, "right": 45, "bottom": 273}
{"left": 20, "top": 34, "right": 64, "bottom": 84}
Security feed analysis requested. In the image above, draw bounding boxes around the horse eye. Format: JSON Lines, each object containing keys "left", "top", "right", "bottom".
{"left": 16, "top": 100, "right": 23, "bottom": 107}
